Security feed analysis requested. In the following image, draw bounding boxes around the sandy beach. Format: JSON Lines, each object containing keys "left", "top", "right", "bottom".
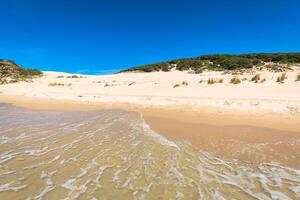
{"left": 1, "top": 69, "right": 300, "bottom": 199}
{"left": 1, "top": 68, "right": 300, "bottom": 164}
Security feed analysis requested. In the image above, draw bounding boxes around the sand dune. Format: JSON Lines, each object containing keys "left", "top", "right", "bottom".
{"left": 1, "top": 67, "right": 300, "bottom": 113}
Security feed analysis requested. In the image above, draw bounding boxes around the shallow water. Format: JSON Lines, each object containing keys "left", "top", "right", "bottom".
{"left": 0, "top": 104, "right": 299, "bottom": 200}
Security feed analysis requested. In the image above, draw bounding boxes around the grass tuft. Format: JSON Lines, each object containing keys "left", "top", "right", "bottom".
{"left": 48, "top": 82, "right": 64, "bottom": 86}
{"left": 182, "top": 81, "right": 188, "bottom": 86}
{"left": 251, "top": 74, "right": 261, "bottom": 83}
{"left": 128, "top": 81, "right": 136, "bottom": 86}
{"left": 276, "top": 73, "right": 288, "bottom": 83}
{"left": 260, "top": 78, "right": 266, "bottom": 83}
{"left": 230, "top": 76, "right": 241, "bottom": 84}
{"left": 296, "top": 74, "right": 300, "bottom": 82}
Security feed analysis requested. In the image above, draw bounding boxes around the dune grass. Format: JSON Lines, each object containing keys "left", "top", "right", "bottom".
{"left": 251, "top": 74, "right": 261, "bottom": 83}
{"left": 182, "top": 81, "right": 188, "bottom": 86}
{"left": 48, "top": 82, "right": 64, "bottom": 86}
{"left": 128, "top": 81, "right": 136, "bottom": 86}
{"left": 296, "top": 74, "right": 300, "bottom": 82}
{"left": 207, "top": 78, "right": 223, "bottom": 84}
{"left": 276, "top": 73, "right": 288, "bottom": 83}
{"left": 230, "top": 76, "right": 241, "bottom": 84}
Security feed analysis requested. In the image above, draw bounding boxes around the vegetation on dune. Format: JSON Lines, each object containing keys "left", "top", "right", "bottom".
{"left": 120, "top": 53, "right": 300, "bottom": 73}
{"left": 128, "top": 81, "right": 136, "bottom": 86}
{"left": 230, "top": 76, "right": 241, "bottom": 84}
{"left": 0, "top": 59, "right": 42, "bottom": 84}
{"left": 173, "top": 83, "right": 180, "bottom": 88}
{"left": 296, "top": 74, "right": 300, "bottom": 82}
{"left": 66, "top": 75, "right": 84, "bottom": 78}
{"left": 251, "top": 74, "right": 261, "bottom": 83}
{"left": 276, "top": 73, "right": 288, "bottom": 83}
{"left": 182, "top": 81, "right": 188, "bottom": 86}
{"left": 48, "top": 82, "right": 64, "bottom": 86}
{"left": 207, "top": 78, "right": 223, "bottom": 84}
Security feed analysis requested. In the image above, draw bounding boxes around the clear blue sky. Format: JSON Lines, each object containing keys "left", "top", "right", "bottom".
{"left": 1, "top": 0, "right": 299, "bottom": 74}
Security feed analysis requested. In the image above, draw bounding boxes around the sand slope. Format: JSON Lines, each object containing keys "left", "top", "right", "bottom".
{"left": 1, "top": 68, "right": 300, "bottom": 113}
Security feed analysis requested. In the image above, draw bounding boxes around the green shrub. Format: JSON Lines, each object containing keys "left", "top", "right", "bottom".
{"left": 120, "top": 53, "right": 300, "bottom": 73}
{"left": 173, "top": 84, "right": 180, "bottom": 88}
{"left": 193, "top": 68, "right": 203, "bottom": 74}
{"left": 260, "top": 78, "right": 266, "bottom": 83}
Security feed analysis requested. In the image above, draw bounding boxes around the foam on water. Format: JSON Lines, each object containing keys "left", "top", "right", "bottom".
{"left": 0, "top": 103, "right": 299, "bottom": 199}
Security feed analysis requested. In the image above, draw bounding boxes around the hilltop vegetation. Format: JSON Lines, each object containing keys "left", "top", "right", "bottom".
{"left": 121, "top": 53, "right": 300, "bottom": 73}
{"left": 0, "top": 59, "right": 42, "bottom": 84}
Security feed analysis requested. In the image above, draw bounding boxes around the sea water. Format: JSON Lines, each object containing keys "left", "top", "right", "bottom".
{"left": 0, "top": 103, "right": 299, "bottom": 199}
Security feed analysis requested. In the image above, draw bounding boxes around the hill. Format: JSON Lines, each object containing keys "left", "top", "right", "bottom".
{"left": 0, "top": 59, "right": 42, "bottom": 84}
{"left": 120, "top": 53, "right": 300, "bottom": 73}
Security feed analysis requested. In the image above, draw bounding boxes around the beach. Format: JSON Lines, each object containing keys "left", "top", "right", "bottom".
{"left": 1, "top": 69, "right": 300, "bottom": 199}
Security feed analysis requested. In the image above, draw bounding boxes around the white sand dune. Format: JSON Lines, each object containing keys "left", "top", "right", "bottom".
{"left": 0, "top": 67, "right": 300, "bottom": 113}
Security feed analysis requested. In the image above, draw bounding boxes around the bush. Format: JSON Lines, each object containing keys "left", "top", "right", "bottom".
{"left": 194, "top": 68, "right": 203, "bottom": 74}
{"left": 121, "top": 53, "right": 300, "bottom": 73}
{"left": 230, "top": 76, "right": 241, "bottom": 84}
{"left": 260, "top": 78, "right": 266, "bottom": 83}
{"left": 173, "top": 84, "right": 180, "bottom": 88}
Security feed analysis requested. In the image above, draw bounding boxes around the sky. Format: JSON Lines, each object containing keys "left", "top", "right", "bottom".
{"left": 0, "top": 0, "right": 300, "bottom": 74}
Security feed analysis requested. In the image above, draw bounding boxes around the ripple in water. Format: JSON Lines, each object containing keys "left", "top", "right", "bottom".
{"left": 0, "top": 103, "right": 299, "bottom": 199}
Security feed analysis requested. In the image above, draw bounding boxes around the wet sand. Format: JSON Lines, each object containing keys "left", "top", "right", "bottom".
{"left": 1, "top": 93, "right": 300, "bottom": 168}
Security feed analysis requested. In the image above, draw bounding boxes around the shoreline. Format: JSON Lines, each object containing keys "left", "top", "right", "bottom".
{"left": 1, "top": 93, "right": 300, "bottom": 168}
{"left": 1, "top": 93, "right": 300, "bottom": 132}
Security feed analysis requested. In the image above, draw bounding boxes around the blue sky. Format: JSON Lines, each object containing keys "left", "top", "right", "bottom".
{"left": 1, "top": 0, "right": 299, "bottom": 74}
